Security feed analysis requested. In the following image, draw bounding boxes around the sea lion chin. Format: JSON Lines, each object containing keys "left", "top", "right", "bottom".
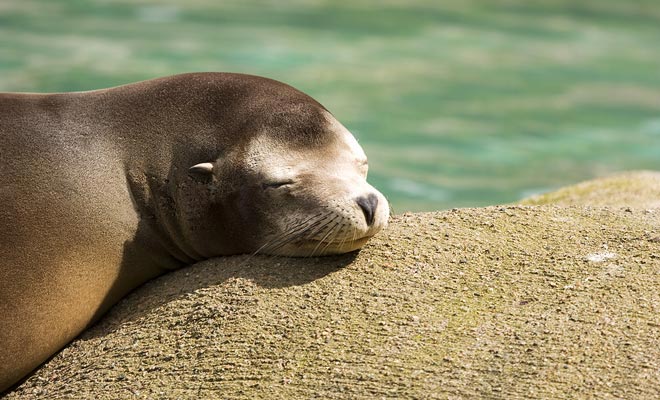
{"left": 0, "top": 72, "right": 388, "bottom": 392}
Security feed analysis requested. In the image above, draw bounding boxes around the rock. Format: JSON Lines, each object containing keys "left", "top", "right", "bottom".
{"left": 6, "top": 171, "right": 660, "bottom": 399}
{"left": 520, "top": 170, "right": 660, "bottom": 209}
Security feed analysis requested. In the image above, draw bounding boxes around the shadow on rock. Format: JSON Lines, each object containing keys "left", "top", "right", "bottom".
{"left": 84, "top": 251, "right": 358, "bottom": 339}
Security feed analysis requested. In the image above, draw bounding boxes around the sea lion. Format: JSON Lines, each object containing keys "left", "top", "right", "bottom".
{"left": 0, "top": 73, "right": 389, "bottom": 392}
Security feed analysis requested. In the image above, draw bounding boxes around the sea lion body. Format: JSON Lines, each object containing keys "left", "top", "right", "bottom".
{"left": 0, "top": 73, "right": 388, "bottom": 392}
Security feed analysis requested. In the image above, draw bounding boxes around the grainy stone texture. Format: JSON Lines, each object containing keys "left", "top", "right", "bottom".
{"left": 5, "top": 172, "right": 660, "bottom": 399}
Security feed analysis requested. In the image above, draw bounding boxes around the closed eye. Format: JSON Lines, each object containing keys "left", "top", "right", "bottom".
{"left": 262, "top": 180, "right": 294, "bottom": 189}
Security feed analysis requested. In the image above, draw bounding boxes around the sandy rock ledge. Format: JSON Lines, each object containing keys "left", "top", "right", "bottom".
{"left": 6, "top": 171, "right": 660, "bottom": 399}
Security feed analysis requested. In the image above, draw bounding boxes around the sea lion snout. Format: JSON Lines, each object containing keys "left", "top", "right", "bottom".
{"left": 221, "top": 110, "right": 389, "bottom": 257}
{"left": 356, "top": 193, "right": 379, "bottom": 226}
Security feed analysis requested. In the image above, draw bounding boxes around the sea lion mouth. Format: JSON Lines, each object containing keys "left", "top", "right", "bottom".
{"left": 254, "top": 228, "right": 376, "bottom": 257}
{"left": 306, "top": 235, "right": 374, "bottom": 246}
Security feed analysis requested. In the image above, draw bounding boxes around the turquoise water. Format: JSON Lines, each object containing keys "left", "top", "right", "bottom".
{"left": 1, "top": 1, "right": 659, "bottom": 211}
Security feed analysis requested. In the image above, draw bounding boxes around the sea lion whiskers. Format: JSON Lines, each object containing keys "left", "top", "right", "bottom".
{"left": 305, "top": 213, "right": 340, "bottom": 240}
{"left": 336, "top": 225, "right": 356, "bottom": 254}
{"left": 256, "top": 212, "right": 334, "bottom": 255}
{"left": 316, "top": 220, "right": 347, "bottom": 257}
{"left": 275, "top": 213, "right": 338, "bottom": 255}
{"left": 262, "top": 211, "right": 341, "bottom": 256}
{"left": 308, "top": 217, "right": 342, "bottom": 257}
{"left": 254, "top": 213, "right": 327, "bottom": 255}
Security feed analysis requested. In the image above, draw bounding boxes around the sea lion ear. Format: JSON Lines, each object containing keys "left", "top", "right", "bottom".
{"left": 188, "top": 162, "right": 214, "bottom": 175}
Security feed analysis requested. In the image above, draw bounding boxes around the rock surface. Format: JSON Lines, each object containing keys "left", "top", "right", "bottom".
{"left": 520, "top": 170, "right": 660, "bottom": 208}
{"left": 6, "top": 172, "right": 660, "bottom": 399}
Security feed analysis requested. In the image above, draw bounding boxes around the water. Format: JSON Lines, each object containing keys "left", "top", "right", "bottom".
{"left": 2, "top": 0, "right": 659, "bottom": 211}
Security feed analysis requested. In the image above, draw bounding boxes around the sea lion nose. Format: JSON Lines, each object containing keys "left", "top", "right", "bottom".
{"left": 356, "top": 193, "right": 378, "bottom": 226}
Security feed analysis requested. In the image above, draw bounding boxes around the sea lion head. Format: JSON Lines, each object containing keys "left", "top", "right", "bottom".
{"left": 180, "top": 89, "right": 389, "bottom": 258}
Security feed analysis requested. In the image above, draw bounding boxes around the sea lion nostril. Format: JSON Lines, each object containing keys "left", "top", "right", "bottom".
{"left": 356, "top": 193, "right": 378, "bottom": 226}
